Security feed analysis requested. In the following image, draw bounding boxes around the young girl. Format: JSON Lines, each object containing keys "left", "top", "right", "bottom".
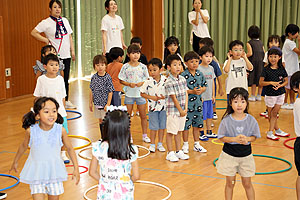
{"left": 216, "top": 87, "right": 261, "bottom": 200}
{"left": 281, "top": 24, "right": 300, "bottom": 110}
{"left": 246, "top": 25, "right": 265, "bottom": 102}
{"left": 89, "top": 106, "right": 139, "bottom": 199}
{"left": 10, "top": 97, "right": 80, "bottom": 200}
{"left": 163, "top": 36, "right": 185, "bottom": 70}
{"left": 259, "top": 47, "right": 289, "bottom": 140}
{"left": 33, "top": 45, "right": 65, "bottom": 79}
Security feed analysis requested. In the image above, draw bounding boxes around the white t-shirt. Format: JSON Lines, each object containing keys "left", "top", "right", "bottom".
{"left": 101, "top": 14, "right": 124, "bottom": 53}
{"left": 223, "top": 58, "right": 250, "bottom": 94}
{"left": 263, "top": 51, "right": 285, "bottom": 64}
{"left": 35, "top": 17, "right": 73, "bottom": 59}
{"left": 188, "top": 10, "right": 210, "bottom": 38}
{"left": 282, "top": 39, "right": 299, "bottom": 76}
{"left": 294, "top": 98, "right": 300, "bottom": 137}
{"left": 34, "top": 75, "right": 67, "bottom": 117}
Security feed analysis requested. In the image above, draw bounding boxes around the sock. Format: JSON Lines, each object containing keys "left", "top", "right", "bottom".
{"left": 200, "top": 131, "right": 205, "bottom": 136}
{"left": 183, "top": 142, "right": 188, "bottom": 146}
{"left": 150, "top": 144, "right": 155, "bottom": 147}
{"left": 207, "top": 130, "right": 212, "bottom": 135}
{"left": 194, "top": 141, "right": 199, "bottom": 145}
{"left": 267, "top": 131, "right": 273, "bottom": 136}
{"left": 143, "top": 134, "right": 147, "bottom": 138}
{"left": 275, "top": 129, "right": 282, "bottom": 133}
{"left": 157, "top": 142, "right": 162, "bottom": 146}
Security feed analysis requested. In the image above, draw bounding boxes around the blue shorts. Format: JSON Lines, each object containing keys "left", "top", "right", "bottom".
{"left": 63, "top": 117, "right": 69, "bottom": 133}
{"left": 30, "top": 182, "right": 64, "bottom": 195}
{"left": 203, "top": 100, "right": 213, "bottom": 120}
{"left": 184, "top": 103, "right": 203, "bottom": 130}
{"left": 111, "top": 91, "right": 121, "bottom": 106}
{"left": 148, "top": 111, "right": 167, "bottom": 130}
{"left": 124, "top": 96, "right": 146, "bottom": 105}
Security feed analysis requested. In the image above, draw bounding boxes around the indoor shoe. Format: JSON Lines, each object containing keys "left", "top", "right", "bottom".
{"left": 0, "top": 193, "right": 7, "bottom": 200}
{"left": 182, "top": 144, "right": 189, "bottom": 154}
{"left": 199, "top": 135, "right": 209, "bottom": 141}
{"left": 166, "top": 151, "right": 179, "bottom": 162}
{"left": 248, "top": 95, "right": 256, "bottom": 102}
{"left": 143, "top": 136, "right": 151, "bottom": 143}
{"left": 175, "top": 150, "right": 189, "bottom": 160}
{"left": 193, "top": 144, "right": 207, "bottom": 153}
{"left": 149, "top": 145, "right": 155, "bottom": 153}
{"left": 213, "top": 112, "right": 218, "bottom": 120}
{"left": 206, "top": 133, "right": 218, "bottom": 138}
{"left": 65, "top": 101, "right": 77, "bottom": 109}
{"left": 267, "top": 134, "right": 279, "bottom": 141}
{"left": 275, "top": 129, "right": 290, "bottom": 137}
{"left": 157, "top": 145, "right": 166, "bottom": 152}
{"left": 260, "top": 111, "right": 268, "bottom": 116}
{"left": 255, "top": 95, "right": 262, "bottom": 101}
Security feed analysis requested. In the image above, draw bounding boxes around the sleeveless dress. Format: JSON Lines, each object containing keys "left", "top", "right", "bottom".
{"left": 248, "top": 39, "right": 264, "bottom": 86}
{"left": 20, "top": 123, "right": 68, "bottom": 184}
{"left": 92, "top": 141, "right": 138, "bottom": 200}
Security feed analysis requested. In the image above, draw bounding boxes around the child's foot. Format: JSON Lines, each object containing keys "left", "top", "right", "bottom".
{"left": 149, "top": 144, "right": 156, "bottom": 153}
{"left": 193, "top": 143, "right": 207, "bottom": 153}
{"left": 65, "top": 101, "right": 77, "bottom": 109}
{"left": 61, "top": 151, "right": 70, "bottom": 164}
{"left": 175, "top": 150, "right": 189, "bottom": 160}
{"left": 275, "top": 129, "right": 290, "bottom": 137}
{"left": 0, "top": 193, "right": 7, "bottom": 199}
{"left": 182, "top": 143, "right": 189, "bottom": 154}
{"left": 260, "top": 111, "right": 268, "bottom": 116}
{"left": 166, "top": 151, "right": 179, "bottom": 162}
{"left": 142, "top": 136, "right": 151, "bottom": 143}
{"left": 213, "top": 112, "right": 218, "bottom": 120}
{"left": 207, "top": 132, "right": 217, "bottom": 138}
{"left": 199, "top": 135, "right": 209, "bottom": 141}
{"left": 255, "top": 95, "right": 262, "bottom": 101}
{"left": 157, "top": 145, "right": 166, "bottom": 152}
{"left": 266, "top": 132, "right": 279, "bottom": 141}
{"left": 248, "top": 95, "right": 256, "bottom": 102}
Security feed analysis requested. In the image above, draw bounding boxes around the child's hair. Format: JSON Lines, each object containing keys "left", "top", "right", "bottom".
{"left": 192, "top": 0, "right": 201, "bottom": 11}
{"left": 44, "top": 54, "right": 59, "bottom": 65}
{"left": 93, "top": 55, "right": 107, "bottom": 69}
{"left": 104, "top": 0, "right": 117, "bottom": 14}
{"left": 281, "top": 24, "right": 300, "bottom": 43}
{"left": 127, "top": 44, "right": 141, "bottom": 54}
{"left": 108, "top": 47, "right": 124, "bottom": 61}
{"left": 102, "top": 110, "right": 136, "bottom": 160}
{"left": 198, "top": 46, "right": 214, "bottom": 57}
{"left": 164, "top": 36, "right": 181, "bottom": 61}
{"left": 148, "top": 58, "right": 163, "bottom": 69}
{"left": 22, "top": 97, "right": 64, "bottom": 129}
{"left": 130, "top": 37, "right": 143, "bottom": 45}
{"left": 291, "top": 71, "right": 300, "bottom": 92}
{"left": 229, "top": 40, "right": 244, "bottom": 50}
{"left": 222, "top": 87, "right": 249, "bottom": 119}
{"left": 199, "top": 37, "right": 214, "bottom": 47}
{"left": 49, "top": 0, "right": 62, "bottom": 9}
{"left": 267, "top": 47, "right": 283, "bottom": 68}
{"left": 248, "top": 25, "right": 260, "bottom": 39}
{"left": 184, "top": 51, "right": 200, "bottom": 62}
{"left": 165, "top": 54, "right": 181, "bottom": 68}
{"left": 267, "top": 35, "right": 281, "bottom": 48}
{"left": 41, "top": 45, "right": 57, "bottom": 64}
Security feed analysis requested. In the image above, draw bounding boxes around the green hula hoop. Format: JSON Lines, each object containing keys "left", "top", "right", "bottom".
{"left": 213, "top": 154, "right": 292, "bottom": 175}
{"left": 216, "top": 99, "right": 227, "bottom": 101}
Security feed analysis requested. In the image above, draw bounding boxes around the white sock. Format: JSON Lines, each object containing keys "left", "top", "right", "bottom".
{"left": 183, "top": 142, "right": 188, "bottom": 146}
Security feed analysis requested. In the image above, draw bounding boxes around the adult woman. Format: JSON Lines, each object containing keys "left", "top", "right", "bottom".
{"left": 31, "top": 0, "right": 76, "bottom": 109}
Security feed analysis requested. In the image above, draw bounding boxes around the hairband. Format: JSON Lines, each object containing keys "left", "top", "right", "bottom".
{"left": 106, "top": 105, "right": 127, "bottom": 112}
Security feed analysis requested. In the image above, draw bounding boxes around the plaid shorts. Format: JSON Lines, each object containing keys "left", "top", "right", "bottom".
{"left": 30, "top": 182, "right": 64, "bottom": 195}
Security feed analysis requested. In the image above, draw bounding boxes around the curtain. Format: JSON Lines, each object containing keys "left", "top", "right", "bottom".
{"left": 164, "top": 0, "right": 300, "bottom": 64}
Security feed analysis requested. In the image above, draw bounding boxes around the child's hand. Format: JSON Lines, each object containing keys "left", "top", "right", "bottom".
{"left": 104, "top": 105, "right": 108, "bottom": 112}
{"left": 194, "top": 87, "right": 202, "bottom": 95}
{"left": 72, "top": 168, "right": 80, "bottom": 185}
{"left": 156, "top": 94, "right": 165, "bottom": 100}
{"left": 9, "top": 162, "right": 18, "bottom": 173}
{"left": 129, "top": 83, "right": 136, "bottom": 88}
{"left": 212, "top": 96, "right": 216, "bottom": 104}
{"left": 136, "top": 82, "right": 144, "bottom": 87}
{"left": 227, "top": 52, "right": 232, "bottom": 60}
{"left": 218, "top": 87, "right": 224, "bottom": 96}
{"left": 179, "top": 109, "right": 187, "bottom": 117}
{"left": 89, "top": 103, "right": 93, "bottom": 112}
{"left": 241, "top": 52, "right": 247, "bottom": 59}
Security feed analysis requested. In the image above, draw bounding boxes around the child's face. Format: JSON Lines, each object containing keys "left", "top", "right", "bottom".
{"left": 148, "top": 64, "right": 161, "bottom": 79}
{"left": 268, "top": 54, "right": 281, "bottom": 66}
{"left": 106, "top": 0, "right": 118, "bottom": 13}
{"left": 44, "top": 48, "right": 57, "bottom": 56}
{"left": 128, "top": 52, "right": 141, "bottom": 62}
{"left": 288, "top": 32, "right": 299, "bottom": 39}
{"left": 167, "top": 43, "right": 178, "bottom": 55}
{"left": 168, "top": 60, "right": 182, "bottom": 76}
{"left": 268, "top": 40, "right": 280, "bottom": 48}
{"left": 36, "top": 100, "right": 58, "bottom": 128}
{"left": 231, "top": 96, "right": 247, "bottom": 114}
{"left": 229, "top": 45, "right": 244, "bottom": 59}
{"left": 94, "top": 62, "right": 106, "bottom": 74}
{"left": 44, "top": 60, "right": 59, "bottom": 76}
{"left": 186, "top": 58, "right": 199, "bottom": 71}
{"left": 200, "top": 52, "right": 213, "bottom": 65}
{"left": 49, "top": 2, "right": 61, "bottom": 17}
{"left": 193, "top": 0, "right": 202, "bottom": 9}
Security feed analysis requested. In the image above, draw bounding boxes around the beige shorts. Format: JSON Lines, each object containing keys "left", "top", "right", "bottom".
{"left": 94, "top": 106, "right": 106, "bottom": 119}
{"left": 216, "top": 151, "right": 256, "bottom": 177}
{"left": 166, "top": 115, "right": 186, "bottom": 135}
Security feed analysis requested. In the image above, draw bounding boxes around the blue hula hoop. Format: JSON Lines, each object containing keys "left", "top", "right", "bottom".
{"left": 213, "top": 154, "right": 292, "bottom": 175}
{"left": 0, "top": 174, "right": 20, "bottom": 191}
{"left": 66, "top": 110, "right": 82, "bottom": 121}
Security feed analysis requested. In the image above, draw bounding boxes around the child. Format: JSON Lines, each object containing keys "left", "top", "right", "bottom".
{"left": 281, "top": 24, "right": 300, "bottom": 110}
{"left": 89, "top": 55, "right": 114, "bottom": 138}
{"left": 33, "top": 54, "right": 70, "bottom": 164}
{"left": 216, "top": 87, "right": 261, "bottom": 200}
{"left": 290, "top": 71, "right": 300, "bottom": 199}
{"left": 198, "top": 46, "right": 217, "bottom": 140}
{"left": 33, "top": 45, "right": 64, "bottom": 79}
{"left": 164, "top": 54, "right": 189, "bottom": 162}
{"left": 118, "top": 44, "right": 150, "bottom": 143}
{"left": 163, "top": 36, "right": 186, "bottom": 70}
{"left": 140, "top": 58, "right": 166, "bottom": 152}
{"left": 124, "top": 37, "right": 148, "bottom": 65}
{"left": 259, "top": 47, "right": 289, "bottom": 140}
{"left": 10, "top": 97, "right": 80, "bottom": 199}
{"left": 106, "top": 47, "right": 124, "bottom": 106}
{"left": 181, "top": 51, "right": 207, "bottom": 153}
{"left": 89, "top": 107, "right": 139, "bottom": 199}
{"left": 223, "top": 40, "right": 253, "bottom": 101}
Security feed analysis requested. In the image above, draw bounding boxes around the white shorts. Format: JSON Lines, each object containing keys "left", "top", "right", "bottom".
{"left": 30, "top": 182, "right": 64, "bottom": 195}
{"left": 166, "top": 115, "right": 186, "bottom": 135}
{"left": 94, "top": 106, "right": 106, "bottom": 119}
{"left": 265, "top": 94, "right": 285, "bottom": 107}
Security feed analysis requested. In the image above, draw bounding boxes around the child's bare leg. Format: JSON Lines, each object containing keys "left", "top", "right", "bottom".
{"left": 206, "top": 118, "right": 212, "bottom": 131}
{"left": 182, "top": 130, "right": 189, "bottom": 142}
{"left": 284, "top": 88, "right": 289, "bottom": 104}
{"left": 48, "top": 195, "right": 59, "bottom": 200}
{"left": 32, "top": 194, "right": 45, "bottom": 200}
{"left": 150, "top": 130, "right": 157, "bottom": 144}
{"left": 241, "top": 177, "right": 255, "bottom": 200}
{"left": 257, "top": 86, "right": 263, "bottom": 96}
{"left": 158, "top": 129, "right": 164, "bottom": 143}
{"left": 268, "top": 105, "right": 280, "bottom": 131}
{"left": 174, "top": 131, "right": 182, "bottom": 151}
{"left": 192, "top": 127, "right": 200, "bottom": 142}
{"left": 225, "top": 176, "right": 236, "bottom": 200}
{"left": 296, "top": 176, "right": 300, "bottom": 200}
{"left": 126, "top": 104, "right": 134, "bottom": 116}
{"left": 137, "top": 104, "right": 147, "bottom": 135}
{"left": 251, "top": 85, "right": 256, "bottom": 96}
{"left": 166, "top": 133, "right": 173, "bottom": 151}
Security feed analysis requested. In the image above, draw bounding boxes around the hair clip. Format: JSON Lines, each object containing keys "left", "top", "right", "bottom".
{"left": 30, "top": 107, "right": 35, "bottom": 114}
{"left": 106, "top": 105, "right": 127, "bottom": 112}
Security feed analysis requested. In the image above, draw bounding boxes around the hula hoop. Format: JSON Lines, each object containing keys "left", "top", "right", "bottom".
{"left": 65, "top": 165, "right": 88, "bottom": 175}
{"left": 68, "top": 135, "right": 91, "bottom": 150}
{"left": 83, "top": 185, "right": 97, "bottom": 200}
{"left": 283, "top": 137, "right": 296, "bottom": 149}
{"left": 216, "top": 99, "right": 227, "bottom": 101}
{"left": 211, "top": 139, "right": 224, "bottom": 145}
{"left": 0, "top": 174, "right": 20, "bottom": 191}
{"left": 136, "top": 145, "right": 150, "bottom": 159}
{"left": 213, "top": 154, "right": 292, "bottom": 175}
{"left": 66, "top": 110, "right": 82, "bottom": 121}
{"left": 78, "top": 146, "right": 92, "bottom": 160}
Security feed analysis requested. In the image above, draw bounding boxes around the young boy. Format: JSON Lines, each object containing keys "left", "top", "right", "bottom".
{"left": 140, "top": 58, "right": 166, "bottom": 152}
{"left": 181, "top": 51, "right": 207, "bottom": 153}
{"left": 165, "top": 54, "right": 189, "bottom": 162}
{"left": 198, "top": 46, "right": 217, "bottom": 140}
{"left": 33, "top": 54, "right": 70, "bottom": 163}
{"left": 224, "top": 40, "right": 253, "bottom": 100}
{"left": 124, "top": 36, "right": 148, "bottom": 65}
{"left": 89, "top": 55, "right": 114, "bottom": 138}
{"left": 118, "top": 44, "right": 150, "bottom": 143}
{"left": 106, "top": 47, "right": 124, "bottom": 106}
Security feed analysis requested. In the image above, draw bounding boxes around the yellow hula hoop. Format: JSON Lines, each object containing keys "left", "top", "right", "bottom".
{"left": 68, "top": 135, "right": 92, "bottom": 150}
{"left": 78, "top": 146, "right": 92, "bottom": 160}
{"left": 211, "top": 138, "right": 224, "bottom": 146}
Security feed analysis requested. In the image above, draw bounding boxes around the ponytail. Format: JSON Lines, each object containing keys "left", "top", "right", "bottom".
{"left": 22, "top": 111, "right": 36, "bottom": 130}
{"left": 281, "top": 35, "right": 286, "bottom": 44}
{"left": 56, "top": 113, "right": 64, "bottom": 124}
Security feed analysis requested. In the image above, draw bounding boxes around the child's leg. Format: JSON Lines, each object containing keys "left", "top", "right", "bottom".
{"left": 241, "top": 177, "right": 255, "bottom": 200}
{"left": 192, "top": 127, "right": 200, "bottom": 142}
{"left": 32, "top": 194, "right": 45, "bottom": 200}
{"left": 284, "top": 88, "right": 289, "bottom": 104}
{"left": 257, "top": 85, "right": 263, "bottom": 96}
{"left": 225, "top": 176, "right": 236, "bottom": 200}
{"left": 206, "top": 118, "right": 212, "bottom": 131}
{"left": 268, "top": 105, "right": 281, "bottom": 131}
{"left": 137, "top": 104, "right": 148, "bottom": 136}
{"left": 174, "top": 131, "right": 182, "bottom": 151}
{"left": 48, "top": 195, "right": 59, "bottom": 200}
{"left": 126, "top": 104, "right": 134, "bottom": 116}
{"left": 182, "top": 130, "right": 189, "bottom": 142}
{"left": 251, "top": 84, "right": 256, "bottom": 96}
{"left": 166, "top": 133, "right": 173, "bottom": 152}
{"left": 158, "top": 129, "right": 164, "bottom": 143}
{"left": 150, "top": 130, "right": 157, "bottom": 144}
{"left": 297, "top": 176, "right": 300, "bottom": 200}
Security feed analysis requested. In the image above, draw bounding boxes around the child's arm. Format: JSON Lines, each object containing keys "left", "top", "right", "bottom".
{"left": 120, "top": 30, "right": 127, "bottom": 50}
{"left": 259, "top": 77, "right": 280, "bottom": 87}
{"left": 223, "top": 53, "right": 232, "bottom": 73}
{"left": 89, "top": 155, "right": 100, "bottom": 181}
{"left": 185, "top": 91, "right": 188, "bottom": 112}
{"left": 246, "top": 42, "right": 253, "bottom": 57}
{"left": 61, "top": 128, "right": 80, "bottom": 185}
{"left": 293, "top": 36, "right": 300, "bottom": 56}
{"left": 170, "top": 95, "right": 186, "bottom": 117}
{"left": 104, "top": 92, "right": 113, "bottom": 111}
{"left": 69, "top": 35, "right": 75, "bottom": 61}
{"left": 217, "top": 76, "right": 224, "bottom": 96}
{"left": 131, "top": 160, "right": 140, "bottom": 182}
{"left": 212, "top": 80, "right": 215, "bottom": 103}
{"left": 242, "top": 52, "right": 253, "bottom": 71}
{"left": 141, "top": 93, "right": 162, "bottom": 101}
{"left": 102, "top": 30, "right": 107, "bottom": 55}
{"left": 120, "top": 80, "right": 136, "bottom": 88}
{"left": 60, "top": 70, "right": 64, "bottom": 77}
{"left": 89, "top": 89, "right": 93, "bottom": 112}
{"left": 273, "top": 77, "right": 288, "bottom": 90}
{"left": 10, "top": 129, "right": 30, "bottom": 173}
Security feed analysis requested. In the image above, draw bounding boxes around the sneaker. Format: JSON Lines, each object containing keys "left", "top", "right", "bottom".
{"left": 260, "top": 111, "right": 268, "bottom": 116}
{"left": 0, "top": 193, "right": 7, "bottom": 199}
{"left": 211, "top": 122, "right": 214, "bottom": 127}
{"left": 175, "top": 150, "right": 189, "bottom": 160}
{"left": 267, "top": 133, "right": 279, "bottom": 141}
{"left": 275, "top": 129, "right": 290, "bottom": 137}
{"left": 182, "top": 143, "right": 189, "bottom": 154}
{"left": 143, "top": 136, "right": 151, "bottom": 143}
{"left": 265, "top": 114, "right": 268, "bottom": 119}
{"left": 193, "top": 143, "right": 207, "bottom": 153}
{"left": 157, "top": 145, "right": 166, "bottom": 152}
{"left": 206, "top": 133, "right": 218, "bottom": 138}
{"left": 213, "top": 112, "right": 218, "bottom": 120}
{"left": 248, "top": 95, "right": 256, "bottom": 102}
{"left": 149, "top": 145, "right": 155, "bottom": 153}
{"left": 166, "top": 151, "right": 179, "bottom": 162}
{"left": 65, "top": 101, "right": 77, "bottom": 109}
{"left": 131, "top": 112, "right": 134, "bottom": 117}
{"left": 199, "top": 135, "right": 209, "bottom": 141}
{"left": 61, "top": 151, "right": 70, "bottom": 164}
{"left": 287, "top": 104, "right": 294, "bottom": 110}
{"left": 281, "top": 103, "right": 289, "bottom": 109}
{"left": 255, "top": 95, "right": 262, "bottom": 101}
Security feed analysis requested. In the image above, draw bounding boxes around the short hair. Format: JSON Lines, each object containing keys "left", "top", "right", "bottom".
{"left": 109, "top": 47, "right": 124, "bottom": 60}
{"left": 291, "top": 71, "right": 300, "bottom": 92}
{"left": 130, "top": 37, "right": 143, "bottom": 45}
{"left": 49, "top": 0, "right": 62, "bottom": 9}
{"left": 199, "top": 37, "right": 214, "bottom": 47}
{"left": 184, "top": 51, "right": 200, "bottom": 62}
{"left": 164, "top": 36, "right": 179, "bottom": 47}
{"left": 104, "top": 0, "right": 117, "bottom": 14}
{"left": 93, "top": 55, "right": 107, "bottom": 69}
{"left": 267, "top": 35, "right": 281, "bottom": 48}
{"left": 198, "top": 46, "right": 214, "bottom": 56}
{"left": 248, "top": 25, "right": 260, "bottom": 39}
{"left": 165, "top": 54, "right": 181, "bottom": 67}
{"left": 41, "top": 45, "right": 57, "bottom": 64}
{"left": 229, "top": 40, "right": 244, "bottom": 50}
{"left": 44, "top": 54, "right": 59, "bottom": 65}
{"left": 148, "top": 58, "right": 163, "bottom": 69}
{"left": 268, "top": 47, "right": 282, "bottom": 57}
{"left": 127, "top": 44, "right": 141, "bottom": 54}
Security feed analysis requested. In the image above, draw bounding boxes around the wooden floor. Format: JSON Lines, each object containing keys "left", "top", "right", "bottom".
{"left": 0, "top": 79, "right": 298, "bottom": 200}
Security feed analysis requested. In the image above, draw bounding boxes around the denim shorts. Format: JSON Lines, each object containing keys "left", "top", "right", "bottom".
{"left": 148, "top": 111, "right": 167, "bottom": 130}
{"left": 62, "top": 117, "right": 69, "bottom": 133}
{"left": 124, "top": 96, "right": 146, "bottom": 105}
{"left": 30, "top": 182, "right": 64, "bottom": 195}
{"left": 111, "top": 91, "right": 121, "bottom": 106}
{"left": 203, "top": 100, "right": 213, "bottom": 120}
